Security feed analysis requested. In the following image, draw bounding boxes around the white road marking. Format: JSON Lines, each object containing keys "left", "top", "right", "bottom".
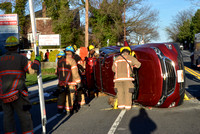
{"left": 107, "top": 109, "right": 126, "bottom": 134}
{"left": 33, "top": 113, "right": 64, "bottom": 133}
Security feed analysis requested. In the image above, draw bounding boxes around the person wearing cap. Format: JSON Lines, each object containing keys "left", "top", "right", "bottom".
{"left": 112, "top": 46, "right": 141, "bottom": 110}
{"left": 56, "top": 46, "right": 81, "bottom": 114}
{"left": 0, "top": 36, "right": 41, "bottom": 134}
{"left": 87, "top": 45, "right": 99, "bottom": 58}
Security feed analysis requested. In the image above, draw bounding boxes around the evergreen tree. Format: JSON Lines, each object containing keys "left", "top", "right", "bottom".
{"left": 44, "top": 0, "right": 83, "bottom": 47}
{"left": 14, "top": 0, "right": 28, "bottom": 44}
{"left": 190, "top": 9, "right": 200, "bottom": 43}
{"left": 178, "top": 19, "right": 192, "bottom": 45}
{"left": 89, "top": 0, "right": 124, "bottom": 47}
{"left": 0, "top": 2, "right": 12, "bottom": 14}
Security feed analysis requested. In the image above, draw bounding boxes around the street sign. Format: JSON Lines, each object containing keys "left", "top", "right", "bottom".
{"left": 39, "top": 34, "right": 61, "bottom": 46}
{"left": 0, "top": 26, "right": 18, "bottom": 33}
{"left": 0, "top": 14, "right": 18, "bottom": 25}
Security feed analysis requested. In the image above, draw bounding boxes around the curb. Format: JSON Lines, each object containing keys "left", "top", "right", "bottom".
{"left": 28, "top": 79, "right": 58, "bottom": 100}
{"left": 28, "top": 85, "right": 57, "bottom": 100}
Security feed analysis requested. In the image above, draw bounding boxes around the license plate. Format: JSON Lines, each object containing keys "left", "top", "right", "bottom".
{"left": 177, "top": 70, "right": 184, "bottom": 83}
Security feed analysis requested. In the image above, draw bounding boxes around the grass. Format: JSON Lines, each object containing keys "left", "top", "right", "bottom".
{"left": 26, "top": 68, "right": 57, "bottom": 87}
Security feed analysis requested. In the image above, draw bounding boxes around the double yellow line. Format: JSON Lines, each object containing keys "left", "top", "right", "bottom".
{"left": 184, "top": 66, "right": 200, "bottom": 79}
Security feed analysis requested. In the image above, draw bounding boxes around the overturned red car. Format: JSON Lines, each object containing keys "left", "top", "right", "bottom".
{"left": 86, "top": 43, "right": 185, "bottom": 108}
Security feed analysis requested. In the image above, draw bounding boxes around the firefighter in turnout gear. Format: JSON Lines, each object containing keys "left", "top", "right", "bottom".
{"left": 71, "top": 46, "right": 86, "bottom": 108}
{"left": 112, "top": 46, "right": 141, "bottom": 110}
{"left": 56, "top": 47, "right": 81, "bottom": 114}
{"left": 88, "top": 45, "right": 99, "bottom": 58}
{"left": 0, "top": 36, "right": 41, "bottom": 134}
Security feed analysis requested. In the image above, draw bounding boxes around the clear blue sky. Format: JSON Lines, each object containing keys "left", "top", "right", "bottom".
{"left": 147, "top": 0, "right": 199, "bottom": 43}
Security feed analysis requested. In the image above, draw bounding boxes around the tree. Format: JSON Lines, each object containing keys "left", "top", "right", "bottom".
{"left": 88, "top": 0, "right": 124, "bottom": 46}
{"left": 178, "top": 19, "right": 192, "bottom": 44}
{"left": 190, "top": 9, "right": 200, "bottom": 43}
{"left": 78, "top": 0, "right": 159, "bottom": 46}
{"left": 187, "top": 0, "right": 200, "bottom": 6}
{"left": 0, "top": 2, "right": 12, "bottom": 14}
{"left": 129, "top": 5, "right": 159, "bottom": 44}
{"left": 44, "top": 0, "right": 84, "bottom": 47}
{"left": 165, "top": 9, "right": 194, "bottom": 42}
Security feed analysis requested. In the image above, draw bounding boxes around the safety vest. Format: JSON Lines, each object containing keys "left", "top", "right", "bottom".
{"left": 0, "top": 52, "right": 39, "bottom": 103}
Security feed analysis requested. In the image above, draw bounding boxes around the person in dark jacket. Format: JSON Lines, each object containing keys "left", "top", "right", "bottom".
{"left": 0, "top": 36, "right": 41, "bottom": 134}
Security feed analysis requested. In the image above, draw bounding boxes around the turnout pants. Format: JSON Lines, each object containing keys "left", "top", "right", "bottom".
{"left": 2, "top": 96, "right": 33, "bottom": 134}
{"left": 57, "top": 86, "right": 74, "bottom": 112}
{"left": 77, "top": 89, "right": 86, "bottom": 106}
{"left": 114, "top": 81, "right": 134, "bottom": 109}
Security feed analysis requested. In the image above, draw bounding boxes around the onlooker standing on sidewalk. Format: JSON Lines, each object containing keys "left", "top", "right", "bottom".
{"left": 0, "top": 36, "right": 41, "bottom": 134}
{"left": 45, "top": 49, "right": 49, "bottom": 61}
{"left": 112, "top": 46, "right": 141, "bottom": 110}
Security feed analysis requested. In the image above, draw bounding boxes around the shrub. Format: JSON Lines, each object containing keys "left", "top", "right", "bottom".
{"left": 49, "top": 50, "right": 60, "bottom": 62}
{"left": 30, "top": 51, "right": 44, "bottom": 61}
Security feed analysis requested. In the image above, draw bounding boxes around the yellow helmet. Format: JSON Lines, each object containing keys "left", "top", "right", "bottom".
{"left": 5, "top": 36, "right": 19, "bottom": 47}
{"left": 88, "top": 45, "right": 95, "bottom": 51}
{"left": 120, "top": 46, "right": 131, "bottom": 54}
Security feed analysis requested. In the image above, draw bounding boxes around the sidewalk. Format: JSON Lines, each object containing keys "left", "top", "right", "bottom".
{"left": 28, "top": 79, "right": 58, "bottom": 99}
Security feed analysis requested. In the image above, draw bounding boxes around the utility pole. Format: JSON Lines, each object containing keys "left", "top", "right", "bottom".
{"left": 85, "top": 0, "right": 89, "bottom": 48}
{"left": 29, "top": 0, "right": 46, "bottom": 133}
{"left": 124, "top": 3, "right": 126, "bottom": 41}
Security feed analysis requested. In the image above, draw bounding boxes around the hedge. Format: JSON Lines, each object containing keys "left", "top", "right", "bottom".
{"left": 49, "top": 50, "right": 60, "bottom": 62}
{"left": 30, "top": 51, "right": 44, "bottom": 61}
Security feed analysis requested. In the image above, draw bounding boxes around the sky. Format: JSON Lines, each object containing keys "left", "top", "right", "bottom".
{"left": 146, "top": 0, "right": 199, "bottom": 43}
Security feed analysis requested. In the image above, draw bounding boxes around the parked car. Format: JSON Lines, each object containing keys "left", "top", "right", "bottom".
{"left": 86, "top": 43, "right": 185, "bottom": 108}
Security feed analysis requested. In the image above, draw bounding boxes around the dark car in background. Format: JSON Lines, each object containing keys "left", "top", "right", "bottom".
{"left": 86, "top": 43, "right": 185, "bottom": 108}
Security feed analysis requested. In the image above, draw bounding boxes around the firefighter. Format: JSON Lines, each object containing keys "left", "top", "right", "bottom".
{"left": 88, "top": 45, "right": 99, "bottom": 58}
{"left": 0, "top": 36, "right": 41, "bottom": 134}
{"left": 56, "top": 47, "right": 81, "bottom": 114}
{"left": 71, "top": 45, "right": 86, "bottom": 108}
{"left": 112, "top": 46, "right": 141, "bottom": 110}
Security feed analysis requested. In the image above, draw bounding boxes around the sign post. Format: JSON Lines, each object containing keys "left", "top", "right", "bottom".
{"left": 28, "top": 0, "right": 46, "bottom": 133}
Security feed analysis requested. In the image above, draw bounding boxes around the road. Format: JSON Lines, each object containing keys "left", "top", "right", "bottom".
{"left": 0, "top": 50, "right": 200, "bottom": 134}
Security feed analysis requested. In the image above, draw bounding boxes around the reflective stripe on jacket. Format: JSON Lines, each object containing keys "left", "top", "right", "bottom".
{"left": 112, "top": 53, "right": 141, "bottom": 82}
{"left": 57, "top": 56, "right": 81, "bottom": 86}
{"left": 0, "top": 52, "right": 38, "bottom": 99}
